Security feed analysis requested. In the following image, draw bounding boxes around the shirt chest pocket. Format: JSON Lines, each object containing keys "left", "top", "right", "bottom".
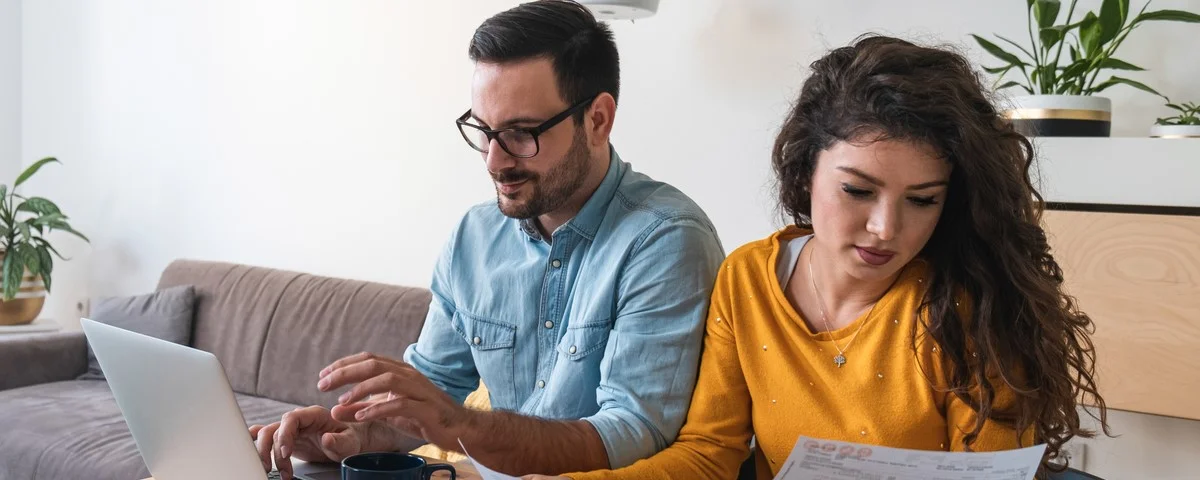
{"left": 454, "top": 312, "right": 517, "bottom": 350}
{"left": 557, "top": 318, "right": 613, "bottom": 361}
{"left": 452, "top": 312, "right": 517, "bottom": 408}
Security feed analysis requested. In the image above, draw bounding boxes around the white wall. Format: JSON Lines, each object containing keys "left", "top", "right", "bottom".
{"left": 19, "top": 0, "right": 1200, "bottom": 478}
{"left": 0, "top": 0, "right": 19, "bottom": 181}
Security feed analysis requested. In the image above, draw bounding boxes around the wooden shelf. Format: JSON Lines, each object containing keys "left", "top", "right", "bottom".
{"left": 1035, "top": 137, "right": 1200, "bottom": 420}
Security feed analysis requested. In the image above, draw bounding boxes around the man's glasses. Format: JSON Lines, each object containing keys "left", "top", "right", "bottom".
{"left": 456, "top": 95, "right": 596, "bottom": 158}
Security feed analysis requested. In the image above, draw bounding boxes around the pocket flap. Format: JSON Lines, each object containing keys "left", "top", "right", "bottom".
{"left": 557, "top": 319, "right": 613, "bottom": 360}
{"left": 454, "top": 312, "right": 517, "bottom": 351}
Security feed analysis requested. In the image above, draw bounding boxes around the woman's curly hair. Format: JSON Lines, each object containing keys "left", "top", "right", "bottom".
{"left": 771, "top": 34, "right": 1110, "bottom": 473}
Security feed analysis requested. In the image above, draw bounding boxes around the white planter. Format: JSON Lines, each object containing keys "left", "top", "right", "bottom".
{"left": 1004, "top": 95, "right": 1112, "bottom": 137}
{"left": 1150, "top": 124, "right": 1200, "bottom": 139}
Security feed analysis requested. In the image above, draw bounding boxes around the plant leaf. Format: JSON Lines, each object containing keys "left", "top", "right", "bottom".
{"left": 971, "top": 35, "right": 1028, "bottom": 67}
{"left": 1080, "top": 12, "right": 1102, "bottom": 56}
{"left": 1091, "top": 75, "right": 1162, "bottom": 96}
{"left": 996, "top": 81, "right": 1026, "bottom": 91}
{"left": 20, "top": 244, "right": 39, "bottom": 276}
{"left": 1034, "top": 0, "right": 1063, "bottom": 29}
{"left": 31, "top": 213, "right": 66, "bottom": 226}
{"left": 18, "top": 222, "right": 31, "bottom": 242}
{"left": 16, "top": 197, "right": 61, "bottom": 216}
{"left": 33, "top": 238, "right": 67, "bottom": 260}
{"left": 1098, "top": 58, "right": 1145, "bottom": 70}
{"left": 2, "top": 250, "right": 18, "bottom": 301}
{"left": 1106, "top": 75, "right": 1162, "bottom": 96}
{"left": 983, "top": 65, "right": 1013, "bottom": 74}
{"left": 47, "top": 221, "right": 89, "bottom": 243}
{"left": 1098, "top": 0, "right": 1128, "bottom": 45}
{"left": 1134, "top": 10, "right": 1200, "bottom": 24}
{"left": 14, "top": 157, "right": 59, "bottom": 189}
{"left": 1039, "top": 25, "right": 1063, "bottom": 48}
{"left": 36, "top": 245, "right": 52, "bottom": 280}
{"left": 995, "top": 34, "right": 1037, "bottom": 61}
{"left": 1059, "top": 60, "right": 1091, "bottom": 82}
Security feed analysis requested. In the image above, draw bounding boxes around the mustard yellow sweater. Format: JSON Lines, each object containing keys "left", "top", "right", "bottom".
{"left": 569, "top": 227, "right": 1031, "bottom": 480}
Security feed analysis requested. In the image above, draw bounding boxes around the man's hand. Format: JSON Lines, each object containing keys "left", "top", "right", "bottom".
{"left": 317, "top": 352, "right": 470, "bottom": 451}
{"left": 249, "top": 406, "right": 364, "bottom": 480}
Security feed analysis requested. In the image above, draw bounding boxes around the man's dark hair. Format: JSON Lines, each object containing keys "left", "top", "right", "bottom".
{"left": 469, "top": 0, "right": 620, "bottom": 115}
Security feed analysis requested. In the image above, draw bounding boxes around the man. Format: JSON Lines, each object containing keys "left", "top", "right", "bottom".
{"left": 251, "top": 1, "right": 724, "bottom": 477}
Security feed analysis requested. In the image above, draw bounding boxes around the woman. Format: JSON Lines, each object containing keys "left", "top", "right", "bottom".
{"left": 533, "top": 35, "right": 1109, "bottom": 480}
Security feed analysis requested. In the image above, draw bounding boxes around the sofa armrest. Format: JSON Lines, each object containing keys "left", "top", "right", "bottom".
{"left": 0, "top": 331, "right": 88, "bottom": 391}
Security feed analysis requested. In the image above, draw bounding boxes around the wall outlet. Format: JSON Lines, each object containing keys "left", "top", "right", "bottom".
{"left": 1061, "top": 442, "right": 1088, "bottom": 471}
{"left": 75, "top": 298, "right": 90, "bottom": 318}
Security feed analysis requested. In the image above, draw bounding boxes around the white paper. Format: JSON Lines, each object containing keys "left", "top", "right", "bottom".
{"left": 458, "top": 438, "right": 521, "bottom": 480}
{"left": 773, "top": 436, "right": 1046, "bottom": 480}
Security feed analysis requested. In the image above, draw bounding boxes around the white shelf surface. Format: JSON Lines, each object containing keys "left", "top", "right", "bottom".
{"left": 1032, "top": 138, "right": 1200, "bottom": 209}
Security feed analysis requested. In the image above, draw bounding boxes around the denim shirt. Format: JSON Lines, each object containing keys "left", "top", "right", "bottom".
{"left": 403, "top": 147, "right": 725, "bottom": 468}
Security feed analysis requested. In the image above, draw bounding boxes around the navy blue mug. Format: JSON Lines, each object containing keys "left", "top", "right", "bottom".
{"left": 341, "top": 452, "right": 456, "bottom": 480}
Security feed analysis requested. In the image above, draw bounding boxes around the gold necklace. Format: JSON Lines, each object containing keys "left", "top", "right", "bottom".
{"left": 807, "top": 248, "right": 883, "bottom": 368}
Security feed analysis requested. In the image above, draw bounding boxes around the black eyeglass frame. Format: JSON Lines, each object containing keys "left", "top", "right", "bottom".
{"left": 455, "top": 94, "right": 598, "bottom": 158}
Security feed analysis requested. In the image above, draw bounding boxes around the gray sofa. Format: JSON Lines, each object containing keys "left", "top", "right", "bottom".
{"left": 0, "top": 259, "right": 432, "bottom": 480}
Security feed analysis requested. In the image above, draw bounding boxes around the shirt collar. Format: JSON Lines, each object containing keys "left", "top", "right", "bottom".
{"left": 518, "top": 146, "right": 624, "bottom": 242}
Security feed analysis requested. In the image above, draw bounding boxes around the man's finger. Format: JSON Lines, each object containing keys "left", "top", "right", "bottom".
{"left": 276, "top": 406, "right": 324, "bottom": 458}
{"left": 338, "top": 372, "right": 412, "bottom": 406}
{"left": 319, "top": 351, "right": 373, "bottom": 379}
{"left": 330, "top": 402, "right": 373, "bottom": 423}
{"left": 274, "top": 435, "right": 293, "bottom": 480}
{"left": 321, "top": 429, "right": 361, "bottom": 461}
{"left": 255, "top": 423, "right": 280, "bottom": 472}
{"left": 319, "top": 351, "right": 405, "bottom": 379}
{"left": 353, "top": 395, "right": 426, "bottom": 423}
{"left": 249, "top": 424, "right": 264, "bottom": 440}
{"left": 319, "top": 357, "right": 412, "bottom": 392}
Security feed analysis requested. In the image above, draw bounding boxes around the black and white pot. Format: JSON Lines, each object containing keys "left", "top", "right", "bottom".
{"left": 1004, "top": 95, "right": 1111, "bottom": 137}
{"left": 1149, "top": 124, "right": 1200, "bottom": 139}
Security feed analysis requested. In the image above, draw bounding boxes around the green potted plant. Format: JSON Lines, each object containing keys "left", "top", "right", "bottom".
{"left": 972, "top": 0, "right": 1200, "bottom": 137}
{"left": 1150, "top": 100, "right": 1200, "bottom": 138}
{"left": 0, "top": 157, "right": 89, "bottom": 326}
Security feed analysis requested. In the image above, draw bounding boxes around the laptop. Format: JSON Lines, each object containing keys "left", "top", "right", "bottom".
{"left": 80, "top": 317, "right": 341, "bottom": 480}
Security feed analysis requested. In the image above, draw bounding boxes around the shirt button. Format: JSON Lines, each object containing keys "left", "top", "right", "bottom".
{"left": 537, "top": 380, "right": 546, "bottom": 389}
{"left": 545, "top": 321, "right": 554, "bottom": 329}
{"left": 472, "top": 336, "right": 481, "bottom": 345}
{"left": 551, "top": 259, "right": 562, "bottom": 268}
{"left": 569, "top": 345, "right": 578, "bottom": 354}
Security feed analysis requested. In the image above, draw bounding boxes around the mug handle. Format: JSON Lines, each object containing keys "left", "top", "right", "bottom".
{"left": 423, "top": 463, "right": 456, "bottom": 480}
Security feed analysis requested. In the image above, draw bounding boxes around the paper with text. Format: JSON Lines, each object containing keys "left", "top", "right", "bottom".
{"left": 458, "top": 438, "right": 521, "bottom": 480}
{"left": 773, "top": 436, "right": 1046, "bottom": 480}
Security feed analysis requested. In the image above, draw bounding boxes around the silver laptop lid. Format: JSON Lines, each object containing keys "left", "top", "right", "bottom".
{"left": 80, "top": 317, "right": 268, "bottom": 480}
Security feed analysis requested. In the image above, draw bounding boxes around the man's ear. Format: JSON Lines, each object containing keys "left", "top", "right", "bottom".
{"left": 584, "top": 92, "right": 616, "bottom": 148}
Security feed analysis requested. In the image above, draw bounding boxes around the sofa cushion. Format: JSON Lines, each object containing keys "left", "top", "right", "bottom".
{"left": 155, "top": 259, "right": 432, "bottom": 407}
{"left": 0, "top": 380, "right": 299, "bottom": 480}
{"left": 257, "top": 274, "right": 431, "bottom": 407}
{"left": 79, "top": 285, "right": 196, "bottom": 380}
{"left": 156, "top": 260, "right": 305, "bottom": 396}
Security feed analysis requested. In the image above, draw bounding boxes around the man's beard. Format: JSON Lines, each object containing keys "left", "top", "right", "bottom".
{"left": 494, "top": 129, "right": 591, "bottom": 220}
